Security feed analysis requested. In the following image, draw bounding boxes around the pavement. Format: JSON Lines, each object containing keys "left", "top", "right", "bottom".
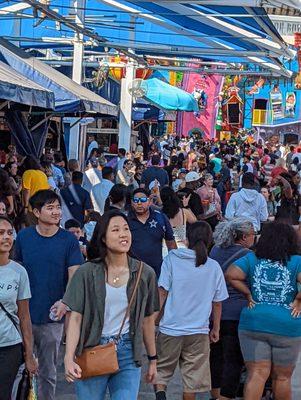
{"left": 55, "top": 345, "right": 209, "bottom": 400}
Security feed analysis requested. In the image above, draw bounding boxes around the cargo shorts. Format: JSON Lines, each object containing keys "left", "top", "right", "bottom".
{"left": 156, "top": 332, "right": 211, "bottom": 393}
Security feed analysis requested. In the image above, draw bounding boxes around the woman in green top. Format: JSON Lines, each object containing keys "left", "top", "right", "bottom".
{"left": 226, "top": 222, "right": 301, "bottom": 400}
{"left": 63, "top": 210, "right": 159, "bottom": 400}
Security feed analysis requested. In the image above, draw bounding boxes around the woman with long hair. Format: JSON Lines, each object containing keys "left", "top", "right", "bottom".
{"left": 160, "top": 186, "right": 196, "bottom": 252}
{"left": 4, "top": 161, "right": 20, "bottom": 195}
{"left": 226, "top": 222, "right": 301, "bottom": 400}
{"left": 209, "top": 218, "right": 255, "bottom": 400}
{"left": 155, "top": 221, "right": 228, "bottom": 400}
{"left": 196, "top": 173, "right": 221, "bottom": 230}
{"left": 63, "top": 210, "right": 159, "bottom": 400}
{"left": 0, "top": 216, "right": 38, "bottom": 399}
{"left": 260, "top": 186, "right": 276, "bottom": 220}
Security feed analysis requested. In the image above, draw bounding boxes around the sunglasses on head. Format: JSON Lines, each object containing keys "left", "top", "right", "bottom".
{"left": 132, "top": 197, "right": 148, "bottom": 204}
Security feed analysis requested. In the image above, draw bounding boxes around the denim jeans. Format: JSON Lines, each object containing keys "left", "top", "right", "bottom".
{"left": 75, "top": 333, "right": 141, "bottom": 400}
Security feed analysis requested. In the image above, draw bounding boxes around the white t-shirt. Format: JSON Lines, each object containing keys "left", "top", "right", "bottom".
{"left": 0, "top": 261, "right": 31, "bottom": 347}
{"left": 102, "top": 283, "right": 130, "bottom": 336}
{"left": 91, "top": 179, "right": 114, "bottom": 215}
{"left": 158, "top": 249, "right": 228, "bottom": 336}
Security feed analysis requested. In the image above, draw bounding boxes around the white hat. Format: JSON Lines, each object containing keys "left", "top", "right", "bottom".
{"left": 185, "top": 171, "right": 201, "bottom": 183}
{"left": 149, "top": 179, "right": 161, "bottom": 190}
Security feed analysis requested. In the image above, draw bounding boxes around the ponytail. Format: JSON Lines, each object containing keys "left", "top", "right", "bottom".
{"left": 193, "top": 238, "right": 208, "bottom": 266}
{"left": 187, "top": 221, "right": 212, "bottom": 267}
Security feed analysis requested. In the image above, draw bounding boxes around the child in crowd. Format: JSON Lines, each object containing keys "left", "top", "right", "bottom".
{"left": 64, "top": 219, "right": 87, "bottom": 258}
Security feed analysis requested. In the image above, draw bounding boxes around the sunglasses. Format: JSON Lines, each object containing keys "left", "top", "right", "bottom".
{"left": 132, "top": 197, "right": 148, "bottom": 204}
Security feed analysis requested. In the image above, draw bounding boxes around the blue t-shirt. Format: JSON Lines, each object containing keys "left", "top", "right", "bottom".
{"left": 140, "top": 167, "right": 169, "bottom": 189}
{"left": 60, "top": 184, "right": 93, "bottom": 227}
{"left": 14, "top": 227, "right": 84, "bottom": 324}
{"left": 128, "top": 208, "right": 175, "bottom": 276}
{"left": 234, "top": 252, "right": 301, "bottom": 337}
{"left": 210, "top": 244, "right": 250, "bottom": 320}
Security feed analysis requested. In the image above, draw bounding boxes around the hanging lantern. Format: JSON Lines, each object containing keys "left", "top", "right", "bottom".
{"left": 109, "top": 56, "right": 153, "bottom": 80}
{"left": 109, "top": 56, "right": 126, "bottom": 80}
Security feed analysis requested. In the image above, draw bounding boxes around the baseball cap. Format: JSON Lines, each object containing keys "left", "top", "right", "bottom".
{"left": 149, "top": 179, "right": 161, "bottom": 191}
{"left": 185, "top": 171, "right": 201, "bottom": 183}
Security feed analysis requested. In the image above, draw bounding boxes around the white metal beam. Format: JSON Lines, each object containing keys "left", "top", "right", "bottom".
{"left": 119, "top": 64, "right": 135, "bottom": 151}
{"left": 72, "top": 0, "right": 86, "bottom": 84}
{"left": 0, "top": 2, "right": 31, "bottom": 15}
{"left": 154, "top": 2, "right": 291, "bottom": 58}
{"left": 129, "top": 0, "right": 300, "bottom": 8}
{"left": 98, "top": 0, "right": 229, "bottom": 50}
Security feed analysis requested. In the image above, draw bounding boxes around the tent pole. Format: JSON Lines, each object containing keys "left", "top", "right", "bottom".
{"left": 72, "top": 0, "right": 86, "bottom": 84}
{"left": 118, "top": 63, "right": 135, "bottom": 152}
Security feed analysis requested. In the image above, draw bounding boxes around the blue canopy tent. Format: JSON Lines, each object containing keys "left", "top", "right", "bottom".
{"left": 0, "top": 38, "right": 117, "bottom": 116}
{"left": 0, "top": 60, "right": 54, "bottom": 109}
{"left": 0, "top": 59, "right": 56, "bottom": 158}
{"left": 140, "top": 78, "right": 199, "bottom": 111}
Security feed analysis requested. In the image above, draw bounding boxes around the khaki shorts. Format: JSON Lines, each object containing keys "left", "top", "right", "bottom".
{"left": 156, "top": 332, "right": 211, "bottom": 393}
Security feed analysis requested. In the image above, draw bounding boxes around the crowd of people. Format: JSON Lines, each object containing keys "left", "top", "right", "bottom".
{"left": 0, "top": 133, "right": 301, "bottom": 400}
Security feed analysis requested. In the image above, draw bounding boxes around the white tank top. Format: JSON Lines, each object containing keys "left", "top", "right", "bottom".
{"left": 102, "top": 283, "right": 130, "bottom": 337}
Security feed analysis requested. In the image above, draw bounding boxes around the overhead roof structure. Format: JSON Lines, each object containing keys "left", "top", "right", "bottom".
{"left": 0, "top": 37, "right": 117, "bottom": 115}
{"left": 0, "top": 59, "right": 54, "bottom": 109}
{"left": 0, "top": 0, "right": 297, "bottom": 78}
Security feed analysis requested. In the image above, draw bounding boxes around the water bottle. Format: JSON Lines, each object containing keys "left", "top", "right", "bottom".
{"left": 49, "top": 308, "right": 59, "bottom": 321}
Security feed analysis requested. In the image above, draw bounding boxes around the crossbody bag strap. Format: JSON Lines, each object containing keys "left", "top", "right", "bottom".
{"left": 116, "top": 261, "right": 143, "bottom": 342}
{"left": 0, "top": 301, "right": 20, "bottom": 333}
{"left": 221, "top": 248, "right": 247, "bottom": 270}
{"left": 68, "top": 184, "right": 82, "bottom": 206}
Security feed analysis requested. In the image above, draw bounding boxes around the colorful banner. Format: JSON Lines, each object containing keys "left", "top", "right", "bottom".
{"left": 270, "top": 85, "right": 284, "bottom": 120}
{"left": 285, "top": 92, "right": 296, "bottom": 118}
{"left": 177, "top": 73, "right": 224, "bottom": 139}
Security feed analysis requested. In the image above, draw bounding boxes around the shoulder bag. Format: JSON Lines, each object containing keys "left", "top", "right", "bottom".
{"left": 75, "top": 261, "right": 143, "bottom": 379}
{"left": 0, "top": 301, "right": 20, "bottom": 333}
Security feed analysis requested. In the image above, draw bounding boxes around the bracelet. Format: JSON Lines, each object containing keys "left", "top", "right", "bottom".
{"left": 147, "top": 354, "right": 158, "bottom": 361}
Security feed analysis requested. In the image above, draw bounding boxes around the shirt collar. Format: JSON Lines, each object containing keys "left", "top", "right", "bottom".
{"left": 128, "top": 208, "right": 154, "bottom": 223}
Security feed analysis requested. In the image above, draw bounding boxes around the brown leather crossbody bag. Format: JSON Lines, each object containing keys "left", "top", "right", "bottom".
{"left": 76, "top": 262, "right": 143, "bottom": 379}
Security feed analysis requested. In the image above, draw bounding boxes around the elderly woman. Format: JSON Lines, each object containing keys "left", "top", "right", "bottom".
{"left": 209, "top": 218, "right": 255, "bottom": 400}
{"left": 226, "top": 222, "right": 301, "bottom": 400}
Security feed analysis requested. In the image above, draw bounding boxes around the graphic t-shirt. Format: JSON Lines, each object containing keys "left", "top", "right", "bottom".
{"left": 0, "top": 261, "right": 31, "bottom": 347}
{"left": 234, "top": 252, "right": 301, "bottom": 337}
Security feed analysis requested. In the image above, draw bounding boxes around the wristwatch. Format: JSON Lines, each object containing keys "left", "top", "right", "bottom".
{"left": 147, "top": 354, "right": 158, "bottom": 361}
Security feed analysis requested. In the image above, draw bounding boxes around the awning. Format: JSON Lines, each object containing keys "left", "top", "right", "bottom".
{"left": 95, "top": 0, "right": 293, "bottom": 76}
{"left": 0, "top": 38, "right": 117, "bottom": 116}
{"left": 141, "top": 78, "right": 199, "bottom": 111}
{"left": 0, "top": 60, "right": 54, "bottom": 109}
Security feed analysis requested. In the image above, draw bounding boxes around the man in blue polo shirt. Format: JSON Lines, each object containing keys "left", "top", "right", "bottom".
{"left": 128, "top": 188, "right": 177, "bottom": 276}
